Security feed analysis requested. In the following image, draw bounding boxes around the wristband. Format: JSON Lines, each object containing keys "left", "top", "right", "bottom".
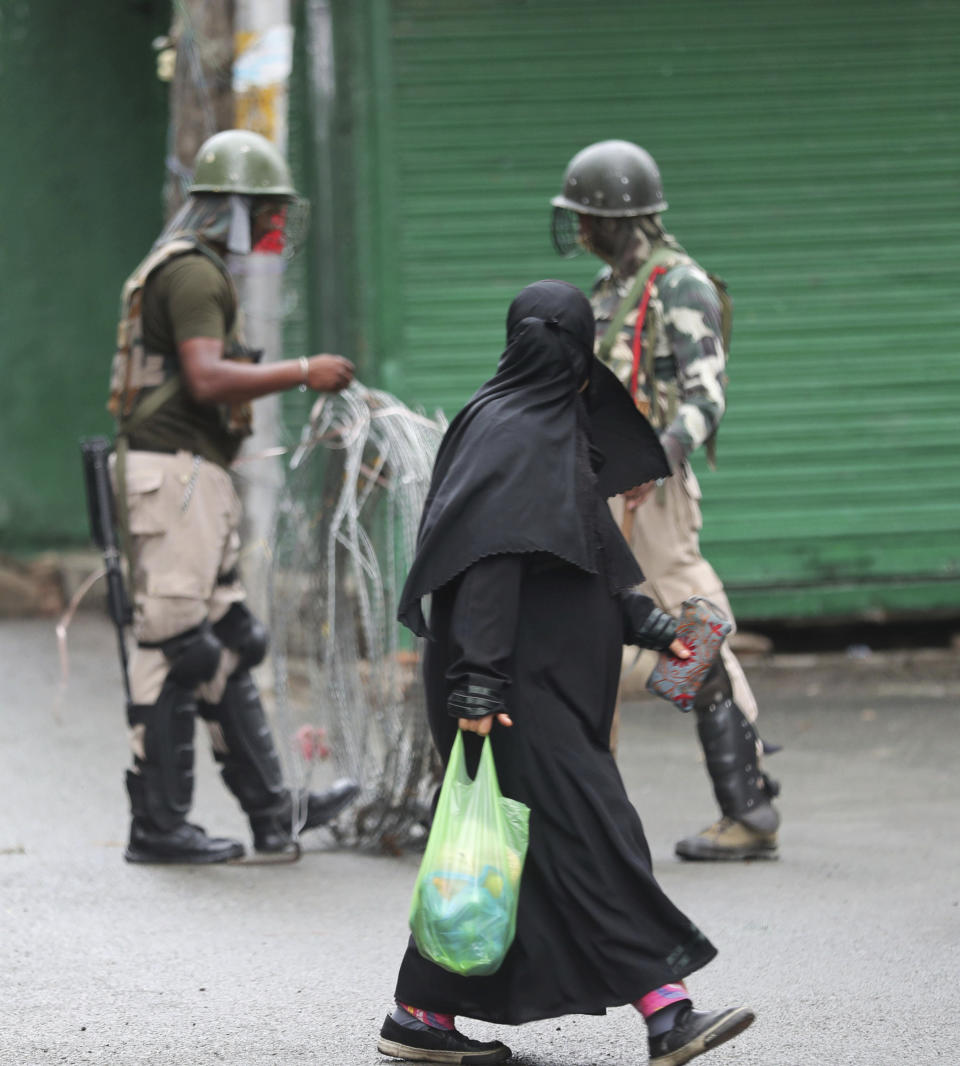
{"left": 298, "top": 356, "right": 309, "bottom": 393}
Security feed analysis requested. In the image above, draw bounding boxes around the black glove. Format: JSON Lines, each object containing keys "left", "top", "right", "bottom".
{"left": 622, "top": 593, "right": 678, "bottom": 652}
{"left": 447, "top": 674, "right": 508, "bottom": 719}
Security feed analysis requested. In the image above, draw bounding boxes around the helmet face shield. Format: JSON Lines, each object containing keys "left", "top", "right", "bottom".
{"left": 251, "top": 195, "right": 311, "bottom": 260}
{"left": 279, "top": 195, "right": 311, "bottom": 260}
{"left": 551, "top": 206, "right": 583, "bottom": 258}
{"left": 551, "top": 208, "right": 634, "bottom": 261}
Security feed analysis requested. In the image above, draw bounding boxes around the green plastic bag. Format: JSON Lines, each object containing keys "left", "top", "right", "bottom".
{"left": 409, "top": 732, "right": 530, "bottom": 977}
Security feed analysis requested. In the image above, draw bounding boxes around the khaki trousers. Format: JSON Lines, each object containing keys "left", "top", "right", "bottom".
{"left": 115, "top": 451, "right": 246, "bottom": 708}
{"left": 610, "top": 463, "right": 758, "bottom": 723}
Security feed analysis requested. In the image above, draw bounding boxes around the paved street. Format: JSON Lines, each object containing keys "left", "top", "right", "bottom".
{"left": 2, "top": 613, "right": 958, "bottom": 1065}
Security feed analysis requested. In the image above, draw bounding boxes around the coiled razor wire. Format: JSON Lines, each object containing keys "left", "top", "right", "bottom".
{"left": 269, "top": 383, "right": 447, "bottom": 851}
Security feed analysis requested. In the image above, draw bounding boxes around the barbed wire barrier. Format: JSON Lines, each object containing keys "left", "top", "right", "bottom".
{"left": 269, "top": 383, "right": 447, "bottom": 851}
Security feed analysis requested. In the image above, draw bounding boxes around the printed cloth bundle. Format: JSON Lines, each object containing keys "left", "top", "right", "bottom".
{"left": 409, "top": 732, "right": 530, "bottom": 976}
{"left": 646, "top": 596, "right": 733, "bottom": 711}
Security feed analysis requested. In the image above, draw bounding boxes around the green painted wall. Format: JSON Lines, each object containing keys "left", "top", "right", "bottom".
{"left": 315, "top": 0, "right": 960, "bottom": 622}
{"left": 0, "top": 0, "right": 170, "bottom": 551}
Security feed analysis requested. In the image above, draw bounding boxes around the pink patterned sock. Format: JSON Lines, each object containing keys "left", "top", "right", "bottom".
{"left": 634, "top": 983, "right": 691, "bottom": 1018}
{"left": 397, "top": 1002, "right": 456, "bottom": 1031}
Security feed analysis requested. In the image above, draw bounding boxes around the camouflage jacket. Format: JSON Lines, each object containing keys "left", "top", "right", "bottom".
{"left": 590, "top": 247, "right": 728, "bottom": 472}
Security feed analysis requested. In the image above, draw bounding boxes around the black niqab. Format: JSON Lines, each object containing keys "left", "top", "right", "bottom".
{"left": 398, "top": 279, "right": 670, "bottom": 636}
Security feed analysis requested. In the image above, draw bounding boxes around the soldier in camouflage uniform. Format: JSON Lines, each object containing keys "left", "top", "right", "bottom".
{"left": 108, "top": 130, "right": 359, "bottom": 864}
{"left": 551, "top": 140, "right": 781, "bottom": 861}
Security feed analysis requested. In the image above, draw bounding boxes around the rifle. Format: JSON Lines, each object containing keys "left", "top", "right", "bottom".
{"left": 80, "top": 436, "right": 133, "bottom": 706}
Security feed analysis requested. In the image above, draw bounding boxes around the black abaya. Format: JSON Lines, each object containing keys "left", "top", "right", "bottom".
{"left": 395, "top": 554, "right": 717, "bottom": 1025}
{"left": 393, "top": 280, "right": 716, "bottom": 1025}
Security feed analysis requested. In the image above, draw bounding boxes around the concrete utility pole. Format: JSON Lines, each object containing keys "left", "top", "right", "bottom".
{"left": 162, "top": 0, "right": 236, "bottom": 220}
{"left": 231, "top": 0, "right": 294, "bottom": 624}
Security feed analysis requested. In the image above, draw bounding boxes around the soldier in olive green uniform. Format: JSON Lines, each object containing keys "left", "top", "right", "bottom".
{"left": 109, "top": 130, "right": 358, "bottom": 864}
{"left": 552, "top": 140, "right": 781, "bottom": 861}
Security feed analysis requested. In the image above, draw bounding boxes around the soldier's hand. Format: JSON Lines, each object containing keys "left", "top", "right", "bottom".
{"left": 306, "top": 354, "right": 354, "bottom": 392}
{"left": 623, "top": 481, "right": 656, "bottom": 511}
{"left": 668, "top": 638, "right": 691, "bottom": 660}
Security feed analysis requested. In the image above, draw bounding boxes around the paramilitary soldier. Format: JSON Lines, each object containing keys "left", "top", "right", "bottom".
{"left": 551, "top": 139, "right": 781, "bottom": 861}
{"left": 107, "top": 129, "right": 359, "bottom": 864}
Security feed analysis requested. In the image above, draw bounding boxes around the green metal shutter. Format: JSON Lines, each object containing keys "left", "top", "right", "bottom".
{"left": 0, "top": 3, "right": 170, "bottom": 551}
{"left": 323, "top": 0, "right": 960, "bottom": 622}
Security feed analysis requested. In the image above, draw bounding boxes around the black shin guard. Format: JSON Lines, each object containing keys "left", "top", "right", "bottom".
{"left": 694, "top": 662, "right": 779, "bottom": 832}
{"left": 202, "top": 604, "right": 328, "bottom": 851}
{"left": 200, "top": 670, "right": 290, "bottom": 835}
{"left": 126, "top": 680, "right": 197, "bottom": 832}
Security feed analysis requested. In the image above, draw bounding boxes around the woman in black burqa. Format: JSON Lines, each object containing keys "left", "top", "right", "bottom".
{"left": 377, "top": 281, "right": 755, "bottom": 1066}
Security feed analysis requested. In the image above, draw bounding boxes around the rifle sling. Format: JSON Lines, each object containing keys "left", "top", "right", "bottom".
{"left": 596, "top": 248, "right": 680, "bottom": 364}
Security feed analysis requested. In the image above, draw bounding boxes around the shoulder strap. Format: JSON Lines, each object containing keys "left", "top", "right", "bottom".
{"left": 596, "top": 248, "right": 685, "bottom": 363}
{"left": 190, "top": 240, "right": 230, "bottom": 276}
{"left": 118, "top": 374, "right": 182, "bottom": 436}
{"left": 121, "top": 237, "right": 200, "bottom": 300}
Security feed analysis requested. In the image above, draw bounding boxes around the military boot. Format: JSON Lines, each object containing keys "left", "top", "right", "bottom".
{"left": 125, "top": 796, "right": 245, "bottom": 865}
{"left": 249, "top": 779, "right": 362, "bottom": 853}
{"left": 675, "top": 816, "right": 778, "bottom": 862}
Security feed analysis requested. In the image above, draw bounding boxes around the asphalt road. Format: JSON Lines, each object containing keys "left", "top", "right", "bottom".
{"left": 2, "top": 614, "right": 958, "bottom": 1065}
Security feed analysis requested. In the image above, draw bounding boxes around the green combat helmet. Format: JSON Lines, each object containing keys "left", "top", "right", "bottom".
{"left": 190, "top": 128, "right": 297, "bottom": 198}
{"left": 186, "top": 129, "right": 308, "bottom": 257}
{"left": 551, "top": 140, "right": 667, "bottom": 256}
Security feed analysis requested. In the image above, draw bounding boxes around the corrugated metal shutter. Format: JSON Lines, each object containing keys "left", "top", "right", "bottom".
{"left": 0, "top": 3, "right": 169, "bottom": 551}
{"left": 321, "top": 0, "right": 960, "bottom": 621}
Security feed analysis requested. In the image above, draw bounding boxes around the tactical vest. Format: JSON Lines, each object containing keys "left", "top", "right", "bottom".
{"left": 595, "top": 247, "right": 732, "bottom": 468}
{"left": 107, "top": 237, "right": 254, "bottom": 440}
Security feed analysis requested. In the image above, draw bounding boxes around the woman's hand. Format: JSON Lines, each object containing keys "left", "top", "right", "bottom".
{"left": 459, "top": 712, "right": 513, "bottom": 736}
{"left": 668, "top": 638, "right": 691, "bottom": 659}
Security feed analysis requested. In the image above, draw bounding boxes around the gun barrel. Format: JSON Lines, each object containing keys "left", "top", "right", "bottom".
{"left": 80, "top": 436, "right": 117, "bottom": 550}
{"left": 80, "top": 437, "right": 134, "bottom": 706}
{"left": 79, "top": 437, "right": 132, "bottom": 628}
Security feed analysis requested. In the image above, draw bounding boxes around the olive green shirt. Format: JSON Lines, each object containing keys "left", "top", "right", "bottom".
{"left": 128, "top": 252, "right": 242, "bottom": 468}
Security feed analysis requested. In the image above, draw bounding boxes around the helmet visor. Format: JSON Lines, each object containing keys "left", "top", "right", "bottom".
{"left": 252, "top": 196, "right": 311, "bottom": 260}
{"left": 551, "top": 206, "right": 585, "bottom": 259}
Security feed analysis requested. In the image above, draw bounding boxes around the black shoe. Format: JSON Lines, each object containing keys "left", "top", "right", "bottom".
{"left": 252, "top": 779, "right": 361, "bottom": 853}
{"left": 377, "top": 1014, "right": 511, "bottom": 1064}
{"left": 124, "top": 820, "right": 245, "bottom": 864}
{"left": 649, "top": 1005, "right": 754, "bottom": 1065}
{"left": 303, "top": 777, "right": 361, "bottom": 830}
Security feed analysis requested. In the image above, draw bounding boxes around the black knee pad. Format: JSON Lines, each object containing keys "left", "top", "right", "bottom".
{"left": 157, "top": 623, "right": 223, "bottom": 687}
{"left": 212, "top": 603, "right": 269, "bottom": 670}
